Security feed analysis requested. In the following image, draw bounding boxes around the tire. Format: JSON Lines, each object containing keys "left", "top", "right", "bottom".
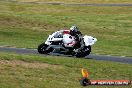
{"left": 74, "top": 46, "right": 91, "bottom": 58}
{"left": 85, "top": 45, "right": 91, "bottom": 55}
{"left": 75, "top": 52, "right": 88, "bottom": 58}
{"left": 38, "top": 43, "right": 53, "bottom": 54}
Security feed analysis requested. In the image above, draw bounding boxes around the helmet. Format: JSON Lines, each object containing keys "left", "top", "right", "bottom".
{"left": 70, "top": 26, "right": 79, "bottom": 36}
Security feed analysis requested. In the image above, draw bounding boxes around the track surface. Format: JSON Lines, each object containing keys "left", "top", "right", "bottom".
{"left": 0, "top": 47, "right": 132, "bottom": 64}
{"left": 43, "top": 3, "right": 132, "bottom": 6}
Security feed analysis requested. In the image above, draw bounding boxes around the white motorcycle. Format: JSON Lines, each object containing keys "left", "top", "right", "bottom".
{"left": 38, "top": 31, "right": 97, "bottom": 57}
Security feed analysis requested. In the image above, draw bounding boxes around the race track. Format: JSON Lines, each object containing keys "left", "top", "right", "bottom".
{"left": 0, "top": 46, "right": 132, "bottom": 64}
{"left": 44, "top": 3, "right": 132, "bottom": 6}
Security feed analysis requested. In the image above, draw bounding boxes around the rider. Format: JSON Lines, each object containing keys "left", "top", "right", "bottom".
{"left": 59, "top": 26, "right": 82, "bottom": 47}
{"left": 69, "top": 26, "right": 82, "bottom": 42}
{"left": 59, "top": 26, "right": 82, "bottom": 39}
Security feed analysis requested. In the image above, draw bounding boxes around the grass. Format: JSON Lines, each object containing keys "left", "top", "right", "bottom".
{"left": 6, "top": 0, "right": 132, "bottom": 4}
{"left": 0, "top": 52, "right": 131, "bottom": 88}
{"left": 0, "top": 1, "right": 132, "bottom": 56}
{"left": 0, "top": 27, "right": 48, "bottom": 48}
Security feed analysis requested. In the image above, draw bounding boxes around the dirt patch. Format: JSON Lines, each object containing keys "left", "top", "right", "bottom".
{"left": 0, "top": 16, "right": 59, "bottom": 31}
{"left": 0, "top": 60, "right": 62, "bottom": 69}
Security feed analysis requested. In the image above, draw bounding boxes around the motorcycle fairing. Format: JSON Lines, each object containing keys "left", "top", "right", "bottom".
{"left": 83, "top": 35, "right": 97, "bottom": 46}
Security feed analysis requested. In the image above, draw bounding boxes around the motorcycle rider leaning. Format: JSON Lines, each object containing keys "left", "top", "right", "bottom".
{"left": 59, "top": 26, "right": 82, "bottom": 48}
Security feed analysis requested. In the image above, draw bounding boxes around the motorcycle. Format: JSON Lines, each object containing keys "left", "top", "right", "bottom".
{"left": 38, "top": 31, "right": 97, "bottom": 57}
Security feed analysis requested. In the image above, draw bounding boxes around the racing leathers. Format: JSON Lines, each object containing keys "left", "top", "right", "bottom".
{"left": 58, "top": 29, "right": 82, "bottom": 48}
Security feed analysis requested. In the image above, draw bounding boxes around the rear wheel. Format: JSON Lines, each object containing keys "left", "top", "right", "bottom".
{"left": 73, "top": 46, "right": 91, "bottom": 58}
{"left": 75, "top": 52, "right": 87, "bottom": 58}
{"left": 38, "top": 43, "right": 53, "bottom": 54}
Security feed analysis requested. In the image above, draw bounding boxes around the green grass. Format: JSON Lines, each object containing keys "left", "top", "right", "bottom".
{"left": 0, "top": 27, "right": 48, "bottom": 48}
{"left": 0, "top": 1, "right": 132, "bottom": 57}
{"left": 6, "top": 0, "right": 132, "bottom": 4}
{"left": 0, "top": 52, "right": 131, "bottom": 88}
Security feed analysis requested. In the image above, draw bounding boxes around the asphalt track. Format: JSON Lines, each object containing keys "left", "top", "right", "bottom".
{"left": 0, "top": 47, "right": 132, "bottom": 64}
{"left": 42, "top": 3, "right": 132, "bottom": 6}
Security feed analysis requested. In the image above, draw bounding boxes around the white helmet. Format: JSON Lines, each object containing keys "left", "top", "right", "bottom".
{"left": 70, "top": 26, "right": 79, "bottom": 36}
{"left": 70, "top": 26, "right": 78, "bottom": 31}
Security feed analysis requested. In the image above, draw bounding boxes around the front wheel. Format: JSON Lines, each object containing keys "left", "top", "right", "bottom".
{"left": 38, "top": 43, "right": 53, "bottom": 54}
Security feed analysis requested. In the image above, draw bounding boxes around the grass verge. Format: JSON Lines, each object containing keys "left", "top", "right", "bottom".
{"left": 0, "top": 52, "right": 131, "bottom": 88}
{"left": 6, "top": 0, "right": 132, "bottom": 4}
